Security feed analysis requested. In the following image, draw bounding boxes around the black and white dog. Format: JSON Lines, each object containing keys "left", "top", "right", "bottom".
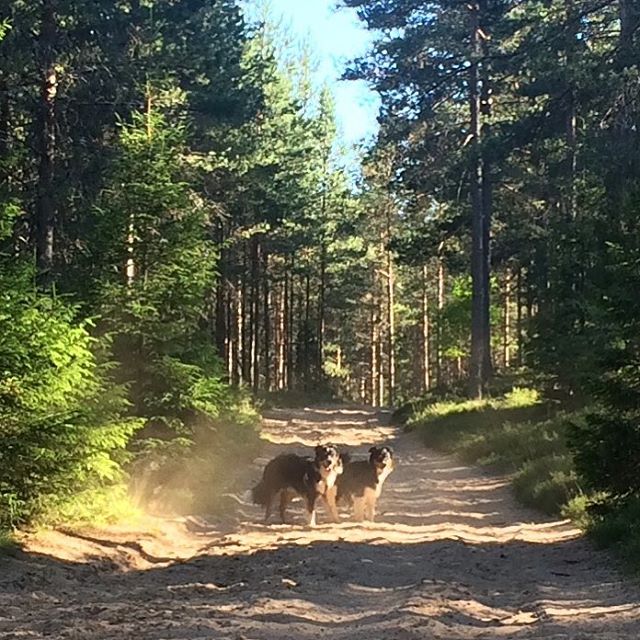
{"left": 336, "top": 446, "right": 395, "bottom": 522}
{"left": 252, "top": 444, "right": 344, "bottom": 526}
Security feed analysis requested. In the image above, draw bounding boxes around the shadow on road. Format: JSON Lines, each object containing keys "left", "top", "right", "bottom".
{"left": 1, "top": 405, "right": 639, "bottom": 640}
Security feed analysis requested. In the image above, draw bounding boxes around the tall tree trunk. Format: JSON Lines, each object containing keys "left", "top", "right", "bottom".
{"left": 227, "top": 281, "right": 236, "bottom": 383}
{"left": 125, "top": 218, "right": 136, "bottom": 286}
{"left": 241, "top": 243, "right": 250, "bottom": 384}
{"left": 468, "top": 1, "right": 492, "bottom": 398}
{"left": 214, "top": 221, "right": 227, "bottom": 362}
{"left": 235, "top": 276, "right": 246, "bottom": 384}
{"left": 305, "top": 272, "right": 310, "bottom": 326}
{"left": 526, "top": 268, "right": 535, "bottom": 344}
{"left": 304, "top": 271, "right": 311, "bottom": 391}
{"left": 290, "top": 268, "right": 299, "bottom": 390}
{"left": 370, "top": 295, "right": 378, "bottom": 406}
{"left": 377, "top": 298, "right": 384, "bottom": 407}
{"left": 422, "top": 264, "right": 431, "bottom": 393}
{"left": 480, "top": 11, "right": 493, "bottom": 382}
{"left": 263, "top": 250, "right": 271, "bottom": 392}
{"left": 564, "top": 0, "right": 577, "bottom": 222}
{"left": 516, "top": 265, "right": 523, "bottom": 367}
{"left": 0, "top": 78, "right": 8, "bottom": 159}
{"left": 565, "top": 96, "right": 577, "bottom": 221}
{"left": 277, "top": 277, "right": 286, "bottom": 390}
{"left": 385, "top": 217, "right": 396, "bottom": 405}
{"left": 250, "top": 238, "right": 260, "bottom": 391}
{"left": 318, "top": 242, "right": 327, "bottom": 374}
{"left": 284, "top": 259, "right": 292, "bottom": 390}
{"left": 273, "top": 281, "right": 280, "bottom": 390}
{"left": 436, "top": 252, "right": 445, "bottom": 387}
{"left": 563, "top": 0, "right": 580, "bottom": 312}
{"left": 618, "top": 0, "right": 640, "bottom": 69}
{"left": 503, "top": 270, "right": 511, "bottom": 369}
{"left": 35, "top": 0, "right": 58, "bottom": 286}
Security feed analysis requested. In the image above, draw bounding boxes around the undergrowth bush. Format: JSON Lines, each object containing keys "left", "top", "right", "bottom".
{"left": 406, "top": 388, "right": 548, "bottom": 450}
{"left": 512, "top": 455, "right": 579, "bottom": 515}
{"left": 569, "top": 408, "right": 640, "bottom": 497}
{"left": 129, "top": 385, "right": 260, "bottom": 515}
{"left": 559, "top": 232, "right": 640, "bottom": 571}
{"left": 0, "top": 266, "right": 141, "bottom": 530}
{"left": 458, "top": 414, "right": 573, "bottom": 470}
{"left": 562, "top": 497, "right": 640, "bottom": 574}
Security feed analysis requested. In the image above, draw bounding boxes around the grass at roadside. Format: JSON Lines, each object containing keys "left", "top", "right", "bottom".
{"left": 404, "top": 388, "right": 584, "bottom": 516}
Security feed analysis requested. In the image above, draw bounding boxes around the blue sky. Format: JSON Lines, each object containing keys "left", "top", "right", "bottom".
{"left": 243, "top": 0, "right": 380, "bottom": 148}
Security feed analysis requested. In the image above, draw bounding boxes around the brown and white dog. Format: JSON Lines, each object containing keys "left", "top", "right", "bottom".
{"left": 252, "top": 444, "right": 344, "bottom": 526}
{"left": 336, "top": 446, "right": 395, "bottom": 522}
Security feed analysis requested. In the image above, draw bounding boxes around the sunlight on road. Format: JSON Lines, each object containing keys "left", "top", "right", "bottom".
{"left": 4, "top": 406, "right": 639, "bottom": 640}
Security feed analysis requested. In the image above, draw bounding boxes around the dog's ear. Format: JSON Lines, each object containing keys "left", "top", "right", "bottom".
{"left": 315, "top": 444, "right": 324, "bottom": 456}
{"left": 369, "top": 446, "right": 379, "bottom": 455}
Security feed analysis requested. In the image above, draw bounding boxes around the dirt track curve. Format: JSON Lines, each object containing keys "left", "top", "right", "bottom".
{"left": 2, "top": 406, "right": 640, "bottom": 639}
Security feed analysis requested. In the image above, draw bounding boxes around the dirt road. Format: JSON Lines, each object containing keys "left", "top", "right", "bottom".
{"left": 2, "top": 406, "right": 639, "bottom": 639}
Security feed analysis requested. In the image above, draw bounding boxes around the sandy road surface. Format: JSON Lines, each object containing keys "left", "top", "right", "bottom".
{"left": 2, "top": 406, "right": 640, "bottom": 639}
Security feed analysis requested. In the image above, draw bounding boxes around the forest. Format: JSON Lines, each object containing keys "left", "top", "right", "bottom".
{"left": 1, "top": 0, "right": 640, "bottom": 568}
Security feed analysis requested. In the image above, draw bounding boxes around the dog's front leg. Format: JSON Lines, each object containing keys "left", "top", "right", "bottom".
{"left": 363, "top": 489, "right": 376, "bottom": 522}
{"left": 324, "top": 486, "right": 340, "bottom": 523}
{"left": 365, "top": 499, "right": 376, "bottom": 522}
{"left": 279, "top": 490, "right": 290, "bottom": 524}
{"left": 305, "top": 494, "right": 317, "bottom": 527}
{"left": 264, "top": 494, "right": 275, "bottom": 524}
{"left": 307, "top": 509, "right": 317, "bottom": 527}
{"left": 352, "top": 496, "right": 365, "bottom": 522}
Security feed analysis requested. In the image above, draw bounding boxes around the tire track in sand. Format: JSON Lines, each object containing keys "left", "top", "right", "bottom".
{"left": 1, "top": 406, "right": 639, "bottom": 639}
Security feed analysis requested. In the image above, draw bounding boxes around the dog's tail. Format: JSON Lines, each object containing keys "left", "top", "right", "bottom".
{"left": 251, "top": 479, "right": 269, "bottom": 505}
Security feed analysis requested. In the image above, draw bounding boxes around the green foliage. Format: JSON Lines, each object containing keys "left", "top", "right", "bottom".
{"left": 43, "top": 485, "right": 141, "bottom": 529}
{"left": 1, "top": 0, "right": 271, "bottom": 534}
{"left": 572, "top": 497, "right": 640, "bottom": 574}
{"left": 406, "top": 387, "right": 546, "bottom": 451}
{"left": 92, "top": 111, "right": 215, "bottom": 420}
{"left": 1, "top": 287, "right": 101, "bottom": 414}
{"left": 512, "top": 456, "right": 579, "bottom": 515}
{"left": 0, "top": 262, "right": 141, "bottom": 529}
{"left": 569, "top": 409, "right": 640, "bottom": 498}
{"left": 563, "top": 185, "right": 640, "bottom": 565}
{"left": 459, "top": 413, "right": 572, "bottom": 471}
{"left": 86, "top": 109, "right": 261, "bottom": 513}
{"left": 130, "top": 391, "right": 260, "bottom": 514}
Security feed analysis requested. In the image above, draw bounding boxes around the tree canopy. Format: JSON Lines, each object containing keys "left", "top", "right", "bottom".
{"left": 1, "top": 0, "right": 640, "bottom": 536}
